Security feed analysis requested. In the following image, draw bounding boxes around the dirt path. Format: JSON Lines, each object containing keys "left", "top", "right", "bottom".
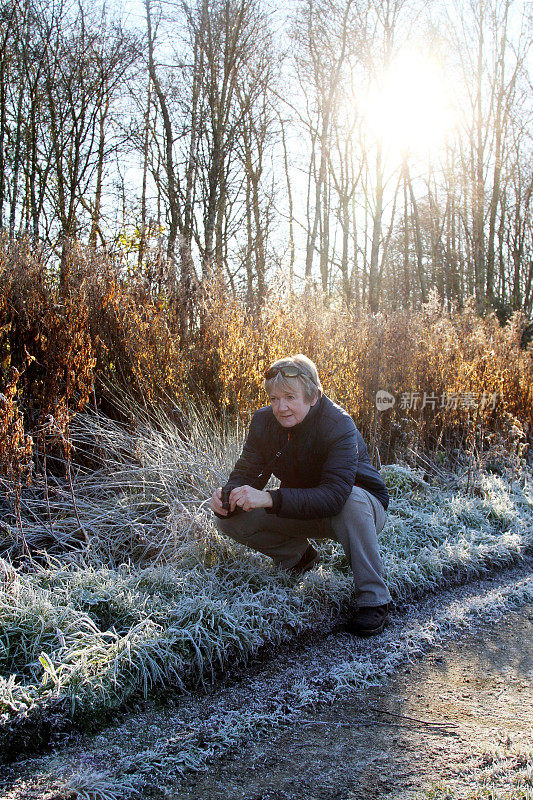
{"left": 179, "top": 599, "right": 533, "bottom": 800}
{"left": 1, "top": 561, "right": 532, "bottom": 800}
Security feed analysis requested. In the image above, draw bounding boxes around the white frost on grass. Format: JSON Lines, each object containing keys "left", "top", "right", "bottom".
{"left": 330, "top": 575, "right": 533, "bottom": 693}
{"left": 65, "top": 768, "right": 140, "bottom": 800}
{"left": 58, "top": 571, "right": 533, "bottom": 800}
{"left": 0, "top": 404, "right": 532, "bottom": 750}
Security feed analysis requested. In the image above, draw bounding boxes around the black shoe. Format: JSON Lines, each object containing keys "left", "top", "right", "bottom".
{"left": 289, "top": 544, "right": 319, "bottom": 574}
{"left": 345, "top": 603, "right": 390, "bottom": 636}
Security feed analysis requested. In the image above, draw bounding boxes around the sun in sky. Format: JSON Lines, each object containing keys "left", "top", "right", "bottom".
{"left": 362, "top": 50, "right": 457, "bottom": 164}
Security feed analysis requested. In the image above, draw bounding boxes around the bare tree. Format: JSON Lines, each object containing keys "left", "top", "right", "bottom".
{"left": 146, "top": 0, "right": 181, "bottom": 288}
{"left": 450, "top": 0, "right": 530, "bottom": 311}
{"left": 39, "top": 1, "right": 138, "bottom": 279}
{"left": 292, "top": 0, "right": 358, "bottom": 291}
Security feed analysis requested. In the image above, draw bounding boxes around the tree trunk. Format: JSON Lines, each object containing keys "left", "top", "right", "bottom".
{"left": 280, "top": 116, "right": 295, "bottom": 288}
{"left": 368, "top": 144, "right": 383, "bottom": 312}
{"left": 473, "top": 0, "right": 485, "bottom": 310}
{"left": 89, "top": 98, "right": 108, "bottom": 249}
{"left": 405, "top": 161, "right": 427, "bottom": 304}
{"left": 402, "top": 169, "right": 410, "bottom": 308}
{"left": 146, "top": 0, "right": 179, "bottom": 286}
{"left": 9, "top": 81, "right": 24, "bottom": 237}
{"left": 138, "top": 77, "right": 152, "bottom": 269}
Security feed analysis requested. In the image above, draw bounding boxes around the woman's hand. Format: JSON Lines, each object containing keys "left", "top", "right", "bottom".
{"left": 228, "top": 485, "right": 273, "bottom": 512}
{"left": 209, "top": 487, "right": 228, "bottom": 516}
{"left": 210, "top": 486, "right": 273, "bottom": 515}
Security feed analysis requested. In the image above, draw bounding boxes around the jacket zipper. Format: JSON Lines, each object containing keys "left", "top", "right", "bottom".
{"left": 274, "top": 432, "right": 290, "bottom": 459}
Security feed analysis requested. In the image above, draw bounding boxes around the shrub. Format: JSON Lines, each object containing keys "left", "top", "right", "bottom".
{"left": 0, "top": 239, "right": 531, "bottom": 496}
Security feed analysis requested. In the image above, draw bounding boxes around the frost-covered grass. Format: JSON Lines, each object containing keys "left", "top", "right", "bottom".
{"left": 421, "top": 787, "right": 532, "bottom": 799}
{"left": 380, "top": 464, "right": 533, "bottom": 601}
{"left": 329, "top": 574, "right": 533, "bottom": 694}
{"left": 0, "top": 404, "right": 532, "bottom": 758}
{"left": 7, "top": 571, "right": 531, "bottom": 800}
{"left": 420, "top": 733, "right": 533, "bottom": 800}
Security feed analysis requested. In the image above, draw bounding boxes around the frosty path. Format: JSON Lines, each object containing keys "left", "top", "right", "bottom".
{"left": 1, "top": 558, "right": 532, "bottom": 800}
{"left": 180, "top": 571, "right": 533, "bottom": 800}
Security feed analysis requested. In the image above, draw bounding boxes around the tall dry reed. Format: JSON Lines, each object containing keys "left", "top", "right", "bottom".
{"left": 0, "top": 240, "right": 531, "bottom": 494}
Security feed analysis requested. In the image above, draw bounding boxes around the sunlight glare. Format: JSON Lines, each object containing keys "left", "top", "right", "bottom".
{"left": 363, "top": 51, "right": 456, "bottom": 163}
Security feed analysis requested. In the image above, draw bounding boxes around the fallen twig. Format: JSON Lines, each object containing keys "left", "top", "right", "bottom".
{"left": 299, "top": 716, "right": 459, "bottom": 735}
{"left": 365, "top": 705, "right": 460, "bottom": 730}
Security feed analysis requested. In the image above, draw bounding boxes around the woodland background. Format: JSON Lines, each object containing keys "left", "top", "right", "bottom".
{"left": 0, "top": 0, "right": 532, "bottom": 501}
{"left": 1, "top": 0, "right": 532, "bottom": 314}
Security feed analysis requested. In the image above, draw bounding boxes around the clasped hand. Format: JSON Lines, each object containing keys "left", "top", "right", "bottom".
{"left": 209, "top": 485, "right": 273, "bottom": 515}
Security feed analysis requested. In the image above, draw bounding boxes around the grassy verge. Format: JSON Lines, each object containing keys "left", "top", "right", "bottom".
{"left": 420, "top": 735, "right": 533, "bottom": 800}
{"left": 4, "top": 565, "right": 532, "bottom": 800}
{"left": 0, "top": 405, "right": 532, "bottom": 762}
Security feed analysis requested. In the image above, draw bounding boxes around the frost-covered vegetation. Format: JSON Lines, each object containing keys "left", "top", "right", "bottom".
{"left": 421, "top": 733, "right": 533, "bottom": 800}
{"left": 3, "top": 567, "right": 532, "bottom": 799}
{"left": 0, "top": 404, "right": 532, "bottom": 761}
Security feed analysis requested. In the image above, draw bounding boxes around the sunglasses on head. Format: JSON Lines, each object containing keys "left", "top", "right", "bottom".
{"left": 264, "top": 364, "right": 303, "bottom": 380}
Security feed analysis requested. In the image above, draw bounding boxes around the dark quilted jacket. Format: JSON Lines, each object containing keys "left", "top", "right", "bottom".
{"left": 224, "top": 394, "right": 389, "bottom": 519}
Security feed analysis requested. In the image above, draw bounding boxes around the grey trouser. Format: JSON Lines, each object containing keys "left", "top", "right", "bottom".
{"left": 214, "top": 486, "right": 391, "bottom": 607}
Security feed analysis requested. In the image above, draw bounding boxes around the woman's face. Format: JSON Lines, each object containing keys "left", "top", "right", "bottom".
{"left": 268, "top": 381, "right": 317, "bottom": 427}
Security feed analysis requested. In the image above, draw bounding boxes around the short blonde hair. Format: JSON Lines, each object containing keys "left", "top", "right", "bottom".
{"left": 264, "top": 354, "right": 322, "bottom": 404}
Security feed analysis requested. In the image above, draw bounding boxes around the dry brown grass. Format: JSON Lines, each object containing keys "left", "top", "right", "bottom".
{"left": 0, "top": 240, "right": 531, "bottom": 493}
{"left": 205, "top": 285, "right": 532, "bottom": 465}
